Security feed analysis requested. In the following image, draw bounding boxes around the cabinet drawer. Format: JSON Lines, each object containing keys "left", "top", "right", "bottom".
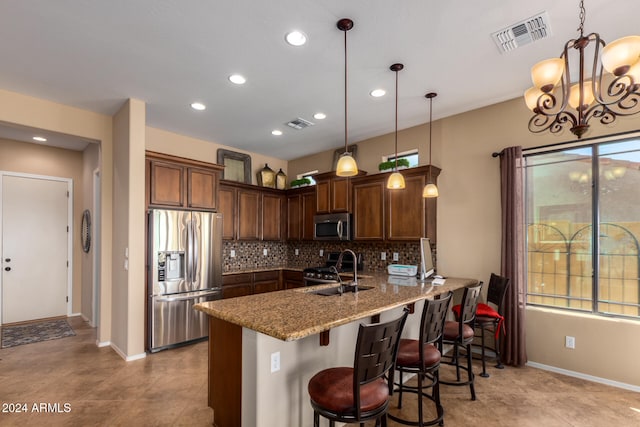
{"left": 222, "top": 273, "right": 252, "bottom": 286}
{"left": 254, "top": 271, "right": 279, "bottom": 282}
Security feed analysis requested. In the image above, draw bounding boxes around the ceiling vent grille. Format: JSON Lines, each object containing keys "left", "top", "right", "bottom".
{"left": 286, "top": 117, "right": 315, "bottom": 130}
{"left": 492, "top": 11, "right": 551, "bottom": 54}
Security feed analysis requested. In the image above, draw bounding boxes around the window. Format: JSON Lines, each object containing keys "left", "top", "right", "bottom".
{"left": 384, "top": 149, "right": 419, "bottom": 167}
{"left": 525, "top": 137, "right": 640, "bottom": 318}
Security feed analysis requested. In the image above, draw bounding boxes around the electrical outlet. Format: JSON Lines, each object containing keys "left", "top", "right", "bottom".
{"left": 565, "top": 336, "right": 575, "bottom": 349}
{"left": 295, "top": 248, "right": 299, "bottom": 256}
{"left": 380, "top": 252, "right": 386, "bottom": 261}
{"left": 320, "top": 249, "right": 324, "bottom": 257}
{"left": 393, "top": 252, "right": 399, "bottom": 262}
{"left": 270, "top": 351, "right": 281, "bottom": 373}
{"left": 263, "top": 248, "right": 268, "bottom": 256}
{"left": 230, "top": 249, "right": 236, "bottom": 258}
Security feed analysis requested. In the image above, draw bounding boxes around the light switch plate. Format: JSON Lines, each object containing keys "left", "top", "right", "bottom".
{"left": 295, "top": 249, "right": 299, "bottom": 256}
{"left": 320, "top": 249, "right": 324, "bottom": 257}
{"left": 393, "top": 252, "right": 399, "bottom": 261}
{"left": 380, "top": 252, "right": 386, "bottom": 261}
{"left": 230, "top": 249, "right": 236, "bottom": 258}
{"left": 263, "top": 248, "right": 268, "bottom": 256}
{"left": 271, "top": 352, "right": 280, "bottom": 373}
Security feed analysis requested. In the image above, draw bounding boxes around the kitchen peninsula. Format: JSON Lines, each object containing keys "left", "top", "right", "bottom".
{"left": 194, "top": 273, "right": 477, "bottom": 427}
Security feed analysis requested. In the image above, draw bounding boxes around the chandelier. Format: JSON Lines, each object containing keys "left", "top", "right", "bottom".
{"left": 525, "top": 0, "right": 640, "bottom": 138}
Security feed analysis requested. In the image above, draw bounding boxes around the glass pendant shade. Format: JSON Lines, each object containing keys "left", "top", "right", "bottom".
{"left": 601, "top": 35, "right": 640, "bottom": 75}
{"left": 422, "top": 183, "right": 439, "bottom": 198}
{"left": 531, "top": 58, "right": 565, "bottom": 92}
{"left": 524, "top": 86, "right": 544, "bottom": 111}
{"left": 628, "top": 60, "right": 640, "bottom": 83}
{"left": 386, "top": 172, "right": 406, "bottom": 189}
{"left": 568, "top": 81, "right": 595, "bottom": 109}
{"left": 336, "top": 153, "right": 358, "bottom": 177}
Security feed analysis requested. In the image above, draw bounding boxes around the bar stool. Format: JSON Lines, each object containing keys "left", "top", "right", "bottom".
{"left": 389, "top": 291, "right": 453, "bottom": 427}
{"left": 452, "top": 273, "right": 510, "bottom": 377}
{"left": 440, "top": 282, "right": 483, "bottom": 400}
{"left": 308, "top": 309, "right": 409, "bottom": 427}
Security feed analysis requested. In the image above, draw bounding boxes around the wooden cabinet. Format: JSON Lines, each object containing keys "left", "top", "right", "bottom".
{"left": 238, "top": 189, "right": 261, "bottom": 240}
{"left": 253, "top": 271, "right": 280, "bottom": 294}
{"left": 283, "top": 270, "right": 304, "bottom": 289}
{"left": 286, "top": 187, "right": 316, "bottom": 241}
{"left": 146, "top": 152, "right": 222, "bottom": 210}
{"left": 352, "top": 180, "right": 386, "bottom": 240}
{"left": 220, "top": 180, "right": 284, "bottom": 241}
{"left": 262, "top": 193, "right": 284, "bottom": 241}
{"left": 314, "top": 172, "right": 353, "bottom": 213}
{"left": 352, "top": 165, "right": 440, "bottom": 242}
{"left": 221, "top": 273, "right": 253, "bottom": 299}
{"left": 222, "top": 270, "right": 281, "bottom": 298}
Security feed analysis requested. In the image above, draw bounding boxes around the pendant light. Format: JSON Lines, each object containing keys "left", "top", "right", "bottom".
{"left": 335, "top": 18, "right": 358, "bottom": 177}
{"left": 423, "top": 92, "right": 439, "bottom": 198}
{"left": 386, "top": 63, "right": 406, "bottom": 190}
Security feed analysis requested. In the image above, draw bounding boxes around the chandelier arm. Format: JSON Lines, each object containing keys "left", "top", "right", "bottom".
{"left": 528, "top": 110, "right": 577, "bottom": 135}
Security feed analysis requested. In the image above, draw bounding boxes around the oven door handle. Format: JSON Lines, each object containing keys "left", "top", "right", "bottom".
{"left": 337, "top": 220, "right": 343, "bottom": 239}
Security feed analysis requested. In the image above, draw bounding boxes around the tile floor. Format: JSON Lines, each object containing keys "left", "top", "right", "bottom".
{"left": 1, "top": 316, "right": 639, "bottom": 426}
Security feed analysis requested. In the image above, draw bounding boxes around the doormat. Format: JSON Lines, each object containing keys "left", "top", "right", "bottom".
{"left": 1, "top": 319, "right": 75, "bottom": 349}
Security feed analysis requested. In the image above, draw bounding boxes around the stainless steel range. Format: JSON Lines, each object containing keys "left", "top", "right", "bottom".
{"left": 303, "top": 251, "right": 363, "bottom": 286}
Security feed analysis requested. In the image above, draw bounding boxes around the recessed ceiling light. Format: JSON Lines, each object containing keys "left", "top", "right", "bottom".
{"left": 370, "top": 89, "right": 386, "bottom": 97}
{"left": 229, "top": 74, "right": 246, "bottom": 85}
{"left": 271, "top": 130, "right": 283, "bottom": 136}
{"left": 33, "top": 136, "right": 47, "bottom": 142}
{"left": 190, "top": 102, "right": 206, "bottom": 111}
{"left": 285, "top": 30, "right": 307, "bottom": 46}
{"left": 313, "top": 112, "right": 326, "bottom": 120}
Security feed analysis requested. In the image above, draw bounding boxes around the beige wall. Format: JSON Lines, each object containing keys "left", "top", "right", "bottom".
{"left": 289, "top": 97, "right": 640, "bottom": 387}
{"left": 0, "top": 88, "right": 114, "bottom": 345}
{"left": 146, "top": 127, "right": 288, "bottom": 186}
{"left": 0, "top": 138, "right": 84, "bottom": 314}
{"left": 81, "top": 143, "right": 100, "bottom": 323}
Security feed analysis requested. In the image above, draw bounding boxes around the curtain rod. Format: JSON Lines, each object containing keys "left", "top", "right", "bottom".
{"left": 491, "top": 129, "right": 640, "bottom": 158}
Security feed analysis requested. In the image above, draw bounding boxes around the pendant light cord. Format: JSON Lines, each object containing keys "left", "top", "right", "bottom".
{"left": 344, "top": 26, "right": 348, "bottom": 154}
{"left": 394, "top": 68, "right": 399, "bottom": 171}
{"left": 428, "top": 95, "right": 433, "bottom": 183}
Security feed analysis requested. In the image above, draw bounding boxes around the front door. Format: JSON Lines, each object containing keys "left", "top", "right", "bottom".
{"left": 1, "top": 173, "right": 70, "bottom": 324}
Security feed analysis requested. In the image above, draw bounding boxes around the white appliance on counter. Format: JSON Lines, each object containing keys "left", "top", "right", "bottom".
{"left": 147, "top": 209, "right": 223, "bottom": 352}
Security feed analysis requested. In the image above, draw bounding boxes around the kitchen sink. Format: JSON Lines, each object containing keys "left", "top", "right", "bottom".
{"left": 310, "top": 284, "right": 374, "bottom": 296}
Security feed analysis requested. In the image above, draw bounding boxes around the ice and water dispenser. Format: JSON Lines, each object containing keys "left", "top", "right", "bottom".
{"left": 157, "top": 251, "right": 185, "bottom": 282}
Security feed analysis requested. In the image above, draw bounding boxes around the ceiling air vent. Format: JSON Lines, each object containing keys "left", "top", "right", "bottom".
{"left": 491, "top": 11, "right": 551, "bottom": 54}
{"left": 286, "top": 117, "right": 314, "bottom": 130}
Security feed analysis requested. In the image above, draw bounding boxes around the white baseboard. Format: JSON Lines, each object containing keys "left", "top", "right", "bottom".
{"left": 526, "top": 361, "right": 640, "bottom": 393}
{"left": 110, "top": 342, "right": 147, "bottom": 362}
{"left": 96, "top": 340, "right": 110, "bottom": 348}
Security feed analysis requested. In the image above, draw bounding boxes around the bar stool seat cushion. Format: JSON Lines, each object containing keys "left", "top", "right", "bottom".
{"left": 396, "top": 339, "right": 441, "bottom": 368}
{"left": 443, "top": 321, "right": 474, "bottom": 340}
{"left": 308, "top": 367, "right": 388, "bottom": 413}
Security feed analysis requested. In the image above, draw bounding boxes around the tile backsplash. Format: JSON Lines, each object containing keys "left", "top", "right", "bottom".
{"left": 224, "top": 240, "right": 434, "bottom": 273}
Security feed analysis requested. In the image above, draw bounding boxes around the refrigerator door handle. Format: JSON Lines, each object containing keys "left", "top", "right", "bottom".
{"left": 192, "top": 219, "right": 199, "bottom": 282}
{"left": 155, "top": 294, "right": 206, "bottom": 303}
{"left": 186, "top": 218, "right": 193, "bottom": 283}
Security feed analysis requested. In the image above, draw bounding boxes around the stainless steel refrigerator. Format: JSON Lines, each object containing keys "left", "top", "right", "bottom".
{"left": 148, "top": 209, "right": 222, "bottom": 352}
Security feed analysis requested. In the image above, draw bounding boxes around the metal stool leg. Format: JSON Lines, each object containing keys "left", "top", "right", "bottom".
{"left": 480, "top": 326, "right": 489, "bottom": 378}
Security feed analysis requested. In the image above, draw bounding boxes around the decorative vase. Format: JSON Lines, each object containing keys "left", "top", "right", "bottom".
{"left": 276, "top": 169, "right": 287, "bottom": 190}
{"left": 257, "top": 163, "right": 276, "bottom": 188}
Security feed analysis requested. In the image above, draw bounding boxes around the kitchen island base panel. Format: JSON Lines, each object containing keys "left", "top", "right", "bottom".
{"left": 210, "top": 305, "right": 423, "bottom": 427}
{"left": 209, "top": 317, "right": 242, "bottom": 427}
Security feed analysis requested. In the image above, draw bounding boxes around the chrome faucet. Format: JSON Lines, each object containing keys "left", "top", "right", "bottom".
{"left": 335, "top": 249, "right": 358, "bottom": 292}
{"left": 329, "top": 266, "right": 344, "bottom": 295}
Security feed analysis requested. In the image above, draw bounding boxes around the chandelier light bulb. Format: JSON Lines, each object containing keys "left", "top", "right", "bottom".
{"left": 568, "top": 81, "right": 595, "bottom": 110}
{"left": 524, "top": 86, "right": 544, "bottom": 111}
{"left": 531, "top": 58, "right": 565, "bottom": 92}
{"left": 601, "top": 35, "right": 640, "bottom": 76}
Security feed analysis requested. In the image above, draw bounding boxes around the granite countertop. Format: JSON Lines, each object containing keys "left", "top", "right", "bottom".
{"left": 194, "top": 273, "right": 477, "bottom": 342}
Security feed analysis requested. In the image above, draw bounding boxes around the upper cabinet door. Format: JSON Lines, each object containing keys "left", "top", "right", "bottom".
{"left": 316, "top": 180, "right": 330, "bottom": 213}
{"left": 386, "top": 174, "right": 425, "bottom": 240}
{"left": 187, "top": 167, "right": 218, "bottom": 210}
{"left": 237, "top": 189, "right": 261, "bottom": 240}
{"left": 331, "top": 178, "right": 350, "bottom": 212}
{"left": 149, "top": 160, "right": 185, "bottom": 207}
{"left": 262, "top": 193, "right": 284, "bottom": 241}
{"left": 353, "top": 180, "right": 385, "bottom": 240}
{"left": 218, "top": 185, "right": 237, "bottom": 240}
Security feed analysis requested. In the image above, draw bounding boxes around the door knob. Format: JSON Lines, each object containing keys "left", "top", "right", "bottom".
{"left": 4, "top": 267, "right": 10, "bottom": 271}
{"left": 4, "top": 258, "right": 10, "bottom": 262}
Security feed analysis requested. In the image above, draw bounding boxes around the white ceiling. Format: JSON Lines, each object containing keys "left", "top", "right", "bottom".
{"left": 0, "top": 0, "right": 637, "bottom": 158}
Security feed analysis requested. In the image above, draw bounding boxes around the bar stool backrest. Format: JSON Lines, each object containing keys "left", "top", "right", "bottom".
{"left": 422, "top": 291, "right": 453, "bottom": 347}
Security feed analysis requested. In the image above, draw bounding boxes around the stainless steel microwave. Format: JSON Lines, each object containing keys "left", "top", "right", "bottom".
{"left": 314, "top": 213, "right": 351, "bottom": 241}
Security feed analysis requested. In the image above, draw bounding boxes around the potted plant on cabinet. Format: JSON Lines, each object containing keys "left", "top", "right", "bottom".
{"left": 378, "top": 158, "right": 410, "bottom": 172}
